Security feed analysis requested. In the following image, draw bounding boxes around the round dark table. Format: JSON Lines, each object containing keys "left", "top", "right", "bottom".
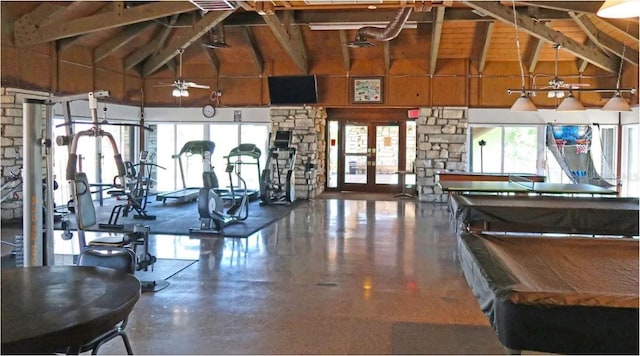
{"left": 1, "top": 265, "right": 141, "bottom": 354}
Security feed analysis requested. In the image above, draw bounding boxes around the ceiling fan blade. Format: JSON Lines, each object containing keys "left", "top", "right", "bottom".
{"left": 562, "top": 83, "right": 590, "bottom": 88}
{"left": 154, "top": 83, "right": 177, "bottom": 87}
{"left": 186, "top": 83, "right": 210, "bottom": 89}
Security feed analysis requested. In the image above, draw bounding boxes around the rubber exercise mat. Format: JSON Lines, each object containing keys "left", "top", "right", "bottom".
{"left": 55, "top": 198, "right": 305, "bottom": 238}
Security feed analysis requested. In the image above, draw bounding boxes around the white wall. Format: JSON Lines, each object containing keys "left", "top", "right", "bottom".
{"left": 52, "top": 99, "right": 272, "bottom": 124}
{"left": 144, "top": 106, "right": 271, "bottom": 123}
{"left": 52, "top": 100, "right": 139, "bottom": 121}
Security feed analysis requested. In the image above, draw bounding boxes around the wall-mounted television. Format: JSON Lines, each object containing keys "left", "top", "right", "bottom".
{"left": 267, "top": 75, "right": 318, "bottom": 105}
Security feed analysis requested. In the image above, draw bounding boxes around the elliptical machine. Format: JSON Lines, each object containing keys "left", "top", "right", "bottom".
{"left": 260, "top": 131, "right": 296, "bottom": 205}
{"left": 189, "top": 157, "right": 249, "bottom": 235}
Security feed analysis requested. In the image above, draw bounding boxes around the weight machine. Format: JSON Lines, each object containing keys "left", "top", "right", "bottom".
{"left": 99, "top": 150, "right": 165, "bottom": 229}
{"left": 260, "top": 131, "right": 297, "bottom": 205}
{"left": 55, "top": 92, "right": 161, "bottom": 287}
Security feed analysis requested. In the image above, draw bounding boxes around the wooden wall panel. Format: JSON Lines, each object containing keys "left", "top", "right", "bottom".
{"left": 95, "top": 68, "right": 125, "bottom": 101}
{"left": 1, "top": 47, "right": 19, "bottom": 87}
{"left": 58, "top": 61, "right": 93, "bottom": 95}
{"left": 431, "top": 59, "right": 467, "bottom": 106}
{"left": 387, "top": 76, "right": 430, "bottom": 106}
{"left": 350, "top": 60, "right": 386, "bottom": 76}
{"left": 218, "top": 77, "right": 264, "bottom": 106}
{"left": 390, "top": 59, "right": 429, "bottom": 75}
{"left": 317, "top": 76, "right": 349, "bottom": 107}
{"left": 309, "top": 59, "right": 345, "bottom": 75}
{"left": 18, "top": 50, "right": 52, "bottom": 91}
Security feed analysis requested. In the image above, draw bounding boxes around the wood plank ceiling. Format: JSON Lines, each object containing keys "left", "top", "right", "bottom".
{"left": 2, "top": 1, "right": 638, "bottom": 107}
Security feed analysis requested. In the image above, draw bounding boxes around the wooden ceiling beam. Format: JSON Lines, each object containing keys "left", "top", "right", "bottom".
{"left": 261, "top": 11, "right": 308, "bottom": 74}
{"left": 16, "top": 3, "right": 66, "bottom": 27}
{"left": 339, "top": 30, "right": 351, "bottom": 72}
{"left": 218, "top": 7, "right": 571, "bottom": 28}
{"left": 94, "top": 22, "right": 155, "bottom": 63}
{"left": 124, "top": 16, "right": 175, "bottom": 72}
{"left": 430, "top": 6, "right": 445, "bottom": 76}
{"left": 14, "top": 1, "right": 196, "bottom": 47}
{"left": 570, "top": 12, "right": 639, "bottom": 66}
{"left": 516, "top": 1, "right": 603, "bottom": 14}
{"left": 461, "top": 1, "right": 617, "bottom": 72}
{"left": 525, "top": 37, "right": 545, "bottom": 74}
{"left": 474, "top": 21, "right": 494, "bottom": 73}
{"left": 525, "top": 22, "right": 550, "bottom": 73}
{"left": 239, "top": 27, "right": 264, "bottom": 74}
{"left": 199, "top": 39, "right": 220, "bottom": 76}
{"left": 143, "top": 10, "right": 234, "bottom": 77}
{"left": 56, "top": 2, "right": 119, "bottom": 53}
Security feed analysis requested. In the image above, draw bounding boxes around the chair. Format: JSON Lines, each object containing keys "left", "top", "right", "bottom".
{"left": 73, "top": 172, "right": 133, "bottom": 248}
{"left": 74, "top": 246, "right": 137, "bottom": 354}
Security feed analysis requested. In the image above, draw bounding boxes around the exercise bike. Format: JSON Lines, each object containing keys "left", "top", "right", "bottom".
{"left": 189, "top": 161, "right": 249, "bottom": 236}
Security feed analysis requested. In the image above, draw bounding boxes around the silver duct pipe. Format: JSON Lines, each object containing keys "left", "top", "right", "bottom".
{"left": 347, "top": 7, "right": 413, "bottom": 47}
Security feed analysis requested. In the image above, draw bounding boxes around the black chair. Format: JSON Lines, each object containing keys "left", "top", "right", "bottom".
{"left": 74, "top": 246, "right": 137, "bottom": 354}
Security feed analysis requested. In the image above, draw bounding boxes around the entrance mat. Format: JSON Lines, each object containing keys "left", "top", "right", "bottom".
{"left": 55, "top": 199, "right": 305, "bottom": 238}
{"left": 391, "top": 322, "right": 504, "bottom": 355}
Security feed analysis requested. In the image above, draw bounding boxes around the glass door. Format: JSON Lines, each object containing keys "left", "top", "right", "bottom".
{"left": 341, "top": 122, "right": 401, "bottom": 192}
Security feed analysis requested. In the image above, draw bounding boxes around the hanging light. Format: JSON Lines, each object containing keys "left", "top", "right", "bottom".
{"left": 597, "top": 0, "right": 640, "bottom": 18}
{"left": 172, "top": 88, "right": 181, "bottom": 97}
{"left": 556, "top": 91, "right": 585, "bottom": 111}
{"left": 602, "top": 92, "right": 632, "bottom": 111}
{"left": 511, "top": 91, "right": 538, "bottom": 111}
{"left": 602, "top": 29, "right": 632, "bottom": 112}
{"left": 180, "top": 89, "right": 189, "bottom": 97}
{"left": 508, "top": 0, "right": 537, "bottom": 111}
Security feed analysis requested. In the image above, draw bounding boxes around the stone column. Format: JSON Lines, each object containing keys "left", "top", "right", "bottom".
{"left": 1, "top": 87, "right": 50, "bottom": 221}
{"left": 415, "top": 107, "right": 468, "bottom": 202}
{"left": 269, "top": 106, "right": 326, "bottom": 199}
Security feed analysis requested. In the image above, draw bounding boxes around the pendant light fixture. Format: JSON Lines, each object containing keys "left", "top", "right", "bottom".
{"left": 509, "top": 0, "right": 537, "bottom": 111}
{"left": 602, "top": 30, "right": 632, "bottom": 112}
{"left": 556, "top": 90, "right": 586, "bottom": 111}
{"left": 597, "top": 0, "right": 640, "bottom": 19}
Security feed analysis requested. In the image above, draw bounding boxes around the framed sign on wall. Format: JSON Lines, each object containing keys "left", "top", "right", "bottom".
{"left": 352, "top": 77, "right": 383, "bottom": 104}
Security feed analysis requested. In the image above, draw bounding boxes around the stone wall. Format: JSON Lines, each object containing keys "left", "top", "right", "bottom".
{"left": 1, "top": 87, "right": 51, "bottom": 221}
{"left": 415, "top": 107, "right": 468, "bottom": 202}
{"left": 269, "top": 107, "right": 326, "bottom": 199}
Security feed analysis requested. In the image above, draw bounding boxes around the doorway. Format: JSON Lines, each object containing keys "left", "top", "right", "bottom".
{"left": 327, "top": 109, "right": 416, "bottom": 193}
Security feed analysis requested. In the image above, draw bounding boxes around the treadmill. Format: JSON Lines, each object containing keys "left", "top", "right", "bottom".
{"left": 156, "top": 141, "right": 215, "bottom": 204}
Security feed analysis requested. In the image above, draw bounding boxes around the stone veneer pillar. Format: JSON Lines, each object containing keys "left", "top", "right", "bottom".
{"left": 269, "top": 107, "right": 326, "bottom": 199}
{"left": 415, "top": 107, "right": 468, "bottom": 202}
{"left": 1, "top": 87, "right": 50, "bottom": 220}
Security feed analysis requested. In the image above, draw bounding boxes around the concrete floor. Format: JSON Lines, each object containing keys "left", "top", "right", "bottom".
{"left": 1, "top": 194, "right": 500, "bottom": 354}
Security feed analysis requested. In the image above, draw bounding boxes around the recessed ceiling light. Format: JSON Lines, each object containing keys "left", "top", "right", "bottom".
{"left": 368, "top": 5, "right": 377, "bottom": 9}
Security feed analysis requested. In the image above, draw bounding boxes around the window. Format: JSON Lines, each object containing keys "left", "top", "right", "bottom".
{"left": 470, "top": 126, "right": 539, "bottom": 175}
{"left": 209, "top": 123, "right": 269, "bottom": 191}
{"left": 622, "top": 125, "right": 639, "bottom": 197}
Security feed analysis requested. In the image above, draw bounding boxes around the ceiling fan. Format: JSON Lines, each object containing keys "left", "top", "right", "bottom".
{"left": 155, "top": 48, "right": 210, "bottom": 97}
{"left": 542, "top": 43, "right": 589, "bottom": 98}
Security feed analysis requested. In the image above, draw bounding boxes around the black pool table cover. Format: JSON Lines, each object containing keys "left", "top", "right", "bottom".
{"left": 458, "top": 232, "right": 639, "bottom": 354}
{"left": 449, "top": 195, "right": 639, "bottom": 236}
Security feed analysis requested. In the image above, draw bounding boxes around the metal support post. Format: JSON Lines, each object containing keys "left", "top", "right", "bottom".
{"left": 22, "top": 99, "right": 44, "bottom": 267}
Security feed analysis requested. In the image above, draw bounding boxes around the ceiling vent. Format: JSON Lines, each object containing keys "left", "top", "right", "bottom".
{"left": 189, "top": 0, "right": 236, "bottom": 11}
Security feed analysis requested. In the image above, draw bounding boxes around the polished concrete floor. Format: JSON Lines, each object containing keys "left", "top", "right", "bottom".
{"left": 1, "top": 194, "right": 500, "bottom": 354}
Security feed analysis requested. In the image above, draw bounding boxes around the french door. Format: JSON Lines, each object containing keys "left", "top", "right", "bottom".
{"left": 340, "top": 121, "right": 404, "bottom": 192}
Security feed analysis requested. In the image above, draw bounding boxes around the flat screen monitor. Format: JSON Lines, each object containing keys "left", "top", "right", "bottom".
{"left": 267, "top": 75, "right": 318, "bottom": 105}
